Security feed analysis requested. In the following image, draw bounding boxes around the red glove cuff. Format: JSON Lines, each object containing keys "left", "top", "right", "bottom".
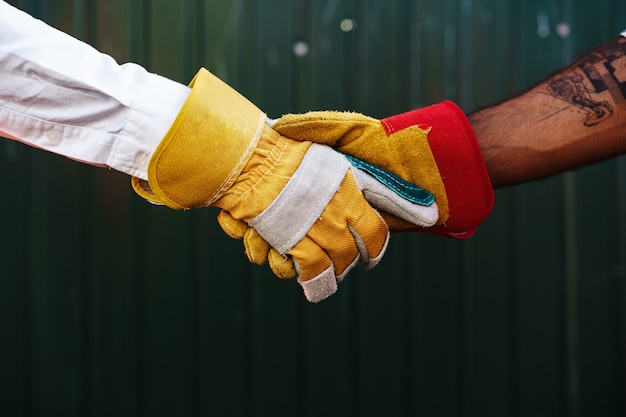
{"left": 381, "top": 101, "right": 494, "bottom": 239}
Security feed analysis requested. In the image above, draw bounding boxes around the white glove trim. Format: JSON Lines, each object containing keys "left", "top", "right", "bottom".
{"left": 250, "top": 143, "right": 349, "bottom": 254}
{"left": 352, "top": 169, "right": 439, "bottom": 227}
{"left": 298, "top": 265, "right": 338, "bottom": 303}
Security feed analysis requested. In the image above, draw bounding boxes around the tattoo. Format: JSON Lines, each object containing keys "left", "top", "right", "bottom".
{"left": 546, "top": 37, "right": 626, "bottom": 126}
{"left": 579, "top": 37, "right": 626, "bottom": 100}
{"left": 547, "top": 74, "right": 613, "bottom": 126}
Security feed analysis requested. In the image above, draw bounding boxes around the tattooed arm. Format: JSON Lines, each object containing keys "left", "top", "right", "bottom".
{"left": 469, "top": 35, "right": 626, "bottom": 187}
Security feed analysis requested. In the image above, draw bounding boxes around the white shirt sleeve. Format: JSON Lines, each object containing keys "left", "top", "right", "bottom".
{"left": 0, "top": 1, "right": 191, "bottom": 180}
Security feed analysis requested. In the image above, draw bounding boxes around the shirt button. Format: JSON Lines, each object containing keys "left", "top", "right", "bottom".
{"left": 135, "top": 152, "right": 150, "bottom": 170}
{"left": 45, "top": 129, "right": 62, "bottom": 145}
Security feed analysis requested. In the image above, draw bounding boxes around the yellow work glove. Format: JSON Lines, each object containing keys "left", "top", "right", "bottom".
{"left": 220, "top": 103, "right": 494, "bottom": 272}
{"left": 132, "top": 68, "right": 439, "bottom": 302}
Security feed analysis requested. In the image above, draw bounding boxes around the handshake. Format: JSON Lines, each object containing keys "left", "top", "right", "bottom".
{"left": 132, "top": 69, "right": 494, "bottom": 302}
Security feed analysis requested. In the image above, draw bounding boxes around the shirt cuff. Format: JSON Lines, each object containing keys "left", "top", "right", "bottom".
{"left": 111, "top": 74, "right": 191, "bottom": 180}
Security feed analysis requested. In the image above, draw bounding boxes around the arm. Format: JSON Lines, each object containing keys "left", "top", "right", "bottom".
{"left": 0, "top": 2, "right": 434, "bottom": 300}
{"left": 0, "top": 0, "right": 190, "bottom": 180}
{"left": 470, "top": 35, "right": 626, "bottom": 188}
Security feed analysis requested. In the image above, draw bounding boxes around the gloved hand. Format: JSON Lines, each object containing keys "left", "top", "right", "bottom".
{"left": 131, "top": 68, "right": 440, "bottom": 302}
{"left": 271, "top": 103, "right": 495, "bottom": 238}
{"left": 220, "top": 103, "right": 495, "bottom": 273}
{"left": 217, "top": 152, "right": 439, "bottom": 280}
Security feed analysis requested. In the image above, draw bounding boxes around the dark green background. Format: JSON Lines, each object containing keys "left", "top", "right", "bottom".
{"left": 1, "top": 0, "right": 625, "bottom": 416}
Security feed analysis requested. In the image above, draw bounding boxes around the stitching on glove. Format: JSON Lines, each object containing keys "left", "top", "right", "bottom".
{"left": 344, "top": 154, "right": 435, "bottom": 206}
{"left": 250, "top": 144, "right": 349, "bottom": 254}
{"left": 208, "top": 112, "right": 267, "bottom": 205}
{"left": 233, "top": 136, "right": 289, "bottom": 210}
{"left": 260, "top": 156, "right": 342, "bottom": 253}
{"left": 380, "top": 118, "right": 397, "bottom": 135}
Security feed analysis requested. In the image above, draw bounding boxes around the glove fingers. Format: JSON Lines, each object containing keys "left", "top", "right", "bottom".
{"left": 268, "top": 249, "right": 297, "bottom": 279}
{"left": 339, "top": 171, "right": 389, "bottom": 266}
{"left": 218, "top": 210, "right": 272, "bottom": 266}
{"left": 288, "top": 237, "right": 338, "bottom": 302}
{"left": 346, "top": 222, "right": 389, "bottom": 272}
{"left": 217, "top": 210, "right": 247, "bottom": 239}
{"left": 307, "top": 171, "right": 389, "bottom": 275}
{"left": 243, "top": 227, "right": 271, "bottom": 265}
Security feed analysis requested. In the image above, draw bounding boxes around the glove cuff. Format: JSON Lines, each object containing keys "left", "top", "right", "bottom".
{"left": 131, "top": 68, "right": 265, "bottom": 209}
{"left": 381, "top": 101, "right": 494, "bottom": 239}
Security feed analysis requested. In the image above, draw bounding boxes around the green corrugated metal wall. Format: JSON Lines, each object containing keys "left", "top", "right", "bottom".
{"left": 1, "top": 0, "right": 625, "bottom": 416}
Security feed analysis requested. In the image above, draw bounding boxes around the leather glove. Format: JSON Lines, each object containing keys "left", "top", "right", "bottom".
{"left": 131, "top": 68, "right": 439, "bottom": 302}
{"left": 220, "top": 103, "right": 494, "bottom": 273}
{"left": 217, "top": 152, "right": 439, "bottom": 280}
{"left": 271, "top": 103, "right": 495, "bottom": 238}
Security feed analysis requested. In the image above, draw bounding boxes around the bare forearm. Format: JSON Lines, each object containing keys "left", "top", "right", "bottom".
{"left": 469, "top": 36, "right": 626, "bottom": 188}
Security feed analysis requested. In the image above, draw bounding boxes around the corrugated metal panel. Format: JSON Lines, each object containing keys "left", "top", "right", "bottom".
{"left": 1, "top": 0, "right": 625, "bottom": 416}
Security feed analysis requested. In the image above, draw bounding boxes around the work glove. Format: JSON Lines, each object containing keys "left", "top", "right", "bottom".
{"left": 272, "top": 103, "right": 495, "bottom": 237}
{"left": 131, "top": 68, "right": 440, "bottom": 302}
{"left": 220, "top": 102, "right": 495, "bottom": 273}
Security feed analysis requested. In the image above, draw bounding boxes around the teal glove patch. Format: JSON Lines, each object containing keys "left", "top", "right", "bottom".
{"left": 343, "top": 154, "right": 435, "bottom": 207}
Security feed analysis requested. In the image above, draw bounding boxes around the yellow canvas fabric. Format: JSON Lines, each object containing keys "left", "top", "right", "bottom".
{"left": 132, "top": 68, "right": 266, "bottom": 209}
